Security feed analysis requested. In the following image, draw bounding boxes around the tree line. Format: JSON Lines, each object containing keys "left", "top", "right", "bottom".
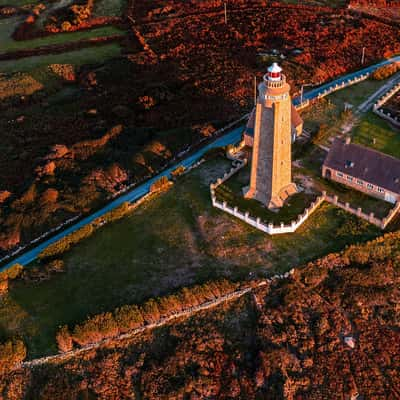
{"left": 56, "top": 279, "right": 240, "bottom": 352}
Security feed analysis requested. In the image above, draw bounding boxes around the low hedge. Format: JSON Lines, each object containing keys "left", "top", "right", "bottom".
{"left": 57, "top": 279, "right": 239, "bottom": 351}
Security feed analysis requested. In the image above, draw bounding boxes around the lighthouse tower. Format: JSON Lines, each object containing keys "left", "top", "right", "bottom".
{"left": 244, "top": 63, "right": 297, "bottom": 209}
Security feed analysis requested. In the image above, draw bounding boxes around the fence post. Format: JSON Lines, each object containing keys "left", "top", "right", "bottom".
{"left": 268, "top": 223, "right": 273, "bottom": 233}
{"left": 369, "top": 212, "right": 375, "bottom": 223}
{"left": 333, "top": 195, "right": 338, "bottom": 205}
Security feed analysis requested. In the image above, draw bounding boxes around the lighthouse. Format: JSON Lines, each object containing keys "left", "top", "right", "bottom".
{"left": 244, "top": 63, "right": 297, "bottom": 209}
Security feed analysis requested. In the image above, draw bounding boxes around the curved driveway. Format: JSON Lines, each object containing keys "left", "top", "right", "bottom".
{"left": 3, "top": 55, "right": 400, "bottom": 270}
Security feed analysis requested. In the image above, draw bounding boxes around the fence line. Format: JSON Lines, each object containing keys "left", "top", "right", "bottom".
{"left": 0, "top": 68, "right": 390, "bottom": 266}
{"left": 294, "top": 73, "right": 370, "bottom": 110}
{"left": 324, "top": 194, "right": 400, "bottom": 229}
{"left": 22, "top": 269, "right": 298, "bottom": 369}
{"left": 373, "top": 82, "right": 400, "bottom": 127}
{"left": 0, "top": 113, "right": 250, "bottom": 269}
{"left": 211, "top": 163, "right": 400, "bottom": 233}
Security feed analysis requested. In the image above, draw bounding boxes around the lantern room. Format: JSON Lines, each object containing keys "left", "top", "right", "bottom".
{"left": 267, "top": 62, "right": 282, "bottom": 81}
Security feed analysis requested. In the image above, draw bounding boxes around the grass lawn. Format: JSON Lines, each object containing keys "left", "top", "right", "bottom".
{"left": 93, "top": 0, "right": 127, "bottom": 16}
{"left": 351, "top": 111, "right": 400, "bottom": 158}
{"left": 328, "top": 78, "right": 394, "bottom": 108}
{"left": 215, "top": 164, "right": 318, "bottom": 224}
{"left": 0, "top": 24, "right": 124, "bottom": 53}
{"left": 0, "top": 156, "right": 381, "bottom": 358}
{"left": 300, "top": 77, "right": 396, "bottom": 145}
{"left": 0, "top": 43, "right": 122, "bottom": 73}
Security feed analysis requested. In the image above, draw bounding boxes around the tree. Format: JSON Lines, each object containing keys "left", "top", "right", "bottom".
{"left": 56, "top": 326, "right": 73, "bottom": 353}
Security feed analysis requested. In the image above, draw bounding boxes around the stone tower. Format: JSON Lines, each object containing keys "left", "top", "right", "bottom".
{"left": 244, "top": 63, "right": 297, "bottom": 209}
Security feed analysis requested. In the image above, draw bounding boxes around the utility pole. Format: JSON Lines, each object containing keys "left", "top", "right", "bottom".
{"left": 361, "top": 46, "right": 366, "bottom": 65}
{"left": 300, "top": 81, "right": 322, "bottom": 105}
{"left": 254, "top": 76, "right": 257, "bottom": 106}
{"left": 224, "top": 2, "right": 227, "bottom": 24}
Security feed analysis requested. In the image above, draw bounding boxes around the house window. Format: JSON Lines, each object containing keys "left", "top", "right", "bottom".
{"left": 357, "top": 179, "right": 363, "bottom": 186}
{"left": 367, "top": 183, "right": 374, "bottom": 190}
{"left": 377, "top": 187, "right": 384, "bottom": 193}
{"left": 337, "top": 171, "right": 344, "bottom": 178}
{"left": 347, "top": 175, "right": 353, "bottom": 182}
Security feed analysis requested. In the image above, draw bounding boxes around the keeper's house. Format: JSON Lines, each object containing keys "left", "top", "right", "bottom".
{"left": 322, "top": 138, "right": 400, "bottom": 204}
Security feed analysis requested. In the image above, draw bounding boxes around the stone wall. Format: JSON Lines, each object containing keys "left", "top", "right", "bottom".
{"left": 324, "top": 193, "right": 400, "bottom": 229}
{"left": 373, "top": 82, "right": 400, "bottom": 127}
{"left": 294, "top": 73, "right": 370, "bottom": 110}
{"left": 316, "top": 74, "right": 370, "bottom": 100}
{"left": 210, "top": 162, "right": 325, "bottom": 235}
{"left": 211, "top": 163, "right": 400, "bottom": 233}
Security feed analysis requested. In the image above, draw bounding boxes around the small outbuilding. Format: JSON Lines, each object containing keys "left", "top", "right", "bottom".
{"left": 322, "top": 138, "right": 400, "bottom": 204}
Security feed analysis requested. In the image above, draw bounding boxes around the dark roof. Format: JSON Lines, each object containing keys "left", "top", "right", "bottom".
{"left": 324, "top": 138, "right": 400, "bottom": 194}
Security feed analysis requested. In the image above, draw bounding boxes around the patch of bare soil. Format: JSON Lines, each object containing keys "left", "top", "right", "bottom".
{"left": 197, "top": 214, "right": 274, "bottom": 268}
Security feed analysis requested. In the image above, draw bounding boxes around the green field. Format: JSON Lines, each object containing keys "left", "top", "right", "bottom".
{"left": 300, "top": 77, "right": 396, "bottom": 144}
{"left": 351, "top": 111, "right": 400, "bottom": 158}
{"left": 0, "top": 22, "right": 124, "bottom": 53}
{"left": 328, "top": 78, "right": 394, "bottom": 108}
{"left": 93, "top": 0, "right": 127, "bottom": 16}
{"left": 0, "top": 156, "right": 381, "bottom": 358}
{"left": 0, "top": 43, "right": 122, "bottom": 73}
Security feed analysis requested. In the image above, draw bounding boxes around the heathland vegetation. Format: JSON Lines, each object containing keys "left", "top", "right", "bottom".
{"left": 2, "top": 0, "right": 400, "bottom": 259}
{"left": 0, "top": 229, "right": 399, "bottom": 398}
{"left": 56, "top": 279, "right": 239, "bottom": 351}
{"left": 0, "top": 0, "right": 399, "bottom": 395}
{"left": 0, "top": 156, "right": 383, "bottom": 358}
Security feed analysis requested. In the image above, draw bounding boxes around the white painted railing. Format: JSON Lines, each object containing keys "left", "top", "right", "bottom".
{"left": 373, "top": 82, "right": 400, "bottom": 127}
{"left": 211, "top": 162, "right": 400, "bottom": 233}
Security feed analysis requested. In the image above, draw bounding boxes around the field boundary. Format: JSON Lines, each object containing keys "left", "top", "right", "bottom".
{"left": 20, "top": 269, "right": 295, "bottom": 369}
{"left": 210, "top": 160, "right": 400, "bottom": 233}
{"left": 373, "top": 80, "right": 400, "bottom": 127}
{"left": 0, "top": 35, "right": 124, "bottom": 61}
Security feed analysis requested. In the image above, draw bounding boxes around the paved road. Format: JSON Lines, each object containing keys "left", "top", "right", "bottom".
{"left": 3, "top": 55, "right": 400, "bottom": 270}
{"left": 1, "top": 127, "right": 243, "bottom": 270}
{"left": 292, "top": 54, "right": 400, "bottom": 106}
{"left": 358, "top": 71, "right": 400, "bottom": 112}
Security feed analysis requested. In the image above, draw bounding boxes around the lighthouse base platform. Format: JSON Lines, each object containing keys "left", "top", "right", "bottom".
{"left": 243, "top": 182, "right": 298, "bottom": 210}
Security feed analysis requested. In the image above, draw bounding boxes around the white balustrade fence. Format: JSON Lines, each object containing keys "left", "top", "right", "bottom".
{"left": 373, "top": 82, "right": 400, "bottom": 127}
{"left": 211, "top": 162, "right": 400, "bottom": 233}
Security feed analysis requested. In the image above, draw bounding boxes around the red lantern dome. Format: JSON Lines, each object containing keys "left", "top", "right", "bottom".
{"left": 267, "top": 62, "right": 282, "bottom": 82}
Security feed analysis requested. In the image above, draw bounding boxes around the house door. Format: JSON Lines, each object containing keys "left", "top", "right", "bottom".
{"left": 325, "top": 169, "right": 332, "bottom": 179}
